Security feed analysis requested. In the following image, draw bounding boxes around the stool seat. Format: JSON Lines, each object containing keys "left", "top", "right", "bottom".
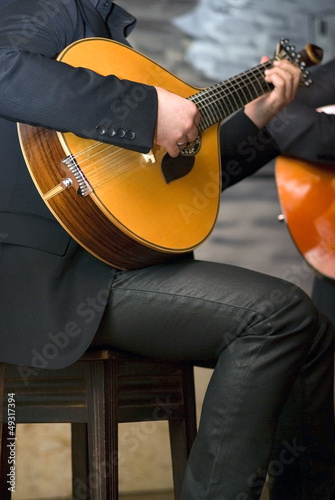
{"left": 0, "top": 349, "right": 197, "bottom": 499}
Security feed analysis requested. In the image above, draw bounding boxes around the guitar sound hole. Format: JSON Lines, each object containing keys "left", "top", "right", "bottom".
{"left": 161, "top": 153, "right": 195, "bottom": 184}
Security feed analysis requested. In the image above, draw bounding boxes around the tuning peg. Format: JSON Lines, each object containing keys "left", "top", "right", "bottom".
{"left": 306, "top": 44, "right": 323, "bottom": 65}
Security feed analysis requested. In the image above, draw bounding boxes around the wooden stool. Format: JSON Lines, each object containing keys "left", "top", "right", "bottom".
{"left": 0, "top": 349, "right": 197, "bottom": 499}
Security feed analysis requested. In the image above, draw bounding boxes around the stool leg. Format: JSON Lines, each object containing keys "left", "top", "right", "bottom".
{"left": 71, "top": 360, "right": 106, "bottom": 500}
{"left": 181, "top": 365, "right": 197, "bottom": 452}
{"left": 169, "top": 365, "right": 197, "bottom": 500}
{"left": 103, "top": 356, "right": 119, "bottom": 500}
{"left": 83, "top": 358, "right": 118, "bottom": 500}
{"left": 169, "top": 419, "right": 190, "bottom": 499}
{"left": 72, "top": 423, "right": 89, "bottom": 499}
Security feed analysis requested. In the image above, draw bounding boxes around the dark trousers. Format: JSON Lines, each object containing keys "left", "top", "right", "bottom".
{"left": 92, "top": 259, "right": 335, "bottom": 499}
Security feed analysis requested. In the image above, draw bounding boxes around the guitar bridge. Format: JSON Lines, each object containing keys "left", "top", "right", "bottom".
{"left": 62, "top": 154, "right": 93, "bottom": 197}
{"left": 142, "top": 149, "right": 156, "bottom": 163}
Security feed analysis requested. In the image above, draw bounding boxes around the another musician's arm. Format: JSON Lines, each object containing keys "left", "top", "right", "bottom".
{"left": 152, "top": 59, "right": 301, "bottom": 159}
{"left": 243, "top": 59, "right": 301, "bottom": 128}
{"left": 263, "top": 59, "right": 335, "bottom": 164}
{"left": 219, "top": 59, "right": 302, "bottom": 189}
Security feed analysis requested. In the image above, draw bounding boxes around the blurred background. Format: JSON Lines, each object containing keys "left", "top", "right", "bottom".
{"left": 13, "top": 1, "right": 335, "bottom": 499}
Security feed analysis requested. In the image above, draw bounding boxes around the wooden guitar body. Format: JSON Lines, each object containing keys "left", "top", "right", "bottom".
{"left": 18, "top": 38, "right": 221, "bottom": 269}
{"left": 276, "top": 156, "right": 335, "bottom": 279}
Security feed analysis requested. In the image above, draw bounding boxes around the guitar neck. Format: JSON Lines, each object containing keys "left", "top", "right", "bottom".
{"left": 189, "top": 59, "right": 274, "bottom": 131}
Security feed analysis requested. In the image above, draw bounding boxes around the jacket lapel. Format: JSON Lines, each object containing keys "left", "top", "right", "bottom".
{"left": 77, "top": 0, "right": 110, "bottom": 37}
{"left": 78, "top": 0, "right": 136, "bottom": 45}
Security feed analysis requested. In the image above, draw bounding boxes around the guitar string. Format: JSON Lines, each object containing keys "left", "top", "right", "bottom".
{"left": 73, "top": 67, "right": 272, "bottom": 178}
{"left": 193, "top": 63, "right": 273, "bottom": 129}
{"left": 193, "top": 61, "right": 273, "bottom": 106}
{"left": 194, "top": 62, "right": 272, "bottom": 108}
{"left": 74, "top": 145, "right": 148, "bottom": 187}
{"left": 77, "top": 69, "right": 268, "bottom": 166}
{"left": 68, "top": 44, "right": 296, "bottom": 178}
{"left": 68, "top": 89, "right": 268, "bottom": 187}
{"left": 68, "top": 59, "right": 284, "bottom": 187}
{"left": 78, "top": 146, "right": 140, "bottom": 183}
{"left": 196, "top": 47, "right": 304, "bottom": 127}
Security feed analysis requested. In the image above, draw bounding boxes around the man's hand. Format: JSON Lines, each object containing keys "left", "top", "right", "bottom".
{"left": 154, "top": 58, "right": 301, "bottom": 156}
{"left": 154, "top": 87, "right": 200, "bottom": 157}
{"left": 244, "top": 58, "right": 302, "bottom": 128}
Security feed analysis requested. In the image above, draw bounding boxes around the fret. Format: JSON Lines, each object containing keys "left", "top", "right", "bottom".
{"left": 203, "top": 86, "right": 224, "bottom": 124}
{"left": 222, "top": 78, "right": 244, "bottom": 112}
{"left": 234, "top": 72, "right": 257, "bottom": 102}
{"left": 188, "top": 61, "right": 274, "bottom": 131}
{"left": 186, "top": 38, "right": 317, "bottom": 137}
{"left": 192, "top": 89, "right": 216, "bottom": 130}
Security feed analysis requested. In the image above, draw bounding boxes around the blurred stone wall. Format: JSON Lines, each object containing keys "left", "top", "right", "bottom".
{"left": 173, "top": 0, "right": 335, "bottom": 80}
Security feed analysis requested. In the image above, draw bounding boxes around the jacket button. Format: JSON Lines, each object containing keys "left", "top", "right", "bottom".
{"left": 96, "top": 125, "right": 106, "bottom": 135}
{"left": 107, "top": 127, "right": 116, "bottom": 137}
{"left": 116, "top": 128, "right": 126, "bottom": 138}
{"left": 125, "top": 130, "right": 136, "bottom": 140}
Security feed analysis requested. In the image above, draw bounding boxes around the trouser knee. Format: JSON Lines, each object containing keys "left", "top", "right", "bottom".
{"left": 254, "top": 281, "right": 320, "bottom": 341}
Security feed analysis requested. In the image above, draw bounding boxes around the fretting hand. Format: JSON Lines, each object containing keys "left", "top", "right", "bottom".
{"left": 154, "top": 58, "right": 301, "bottom": 157}
{"left": 244, "top": 58, "right": 301, "bottom": 128}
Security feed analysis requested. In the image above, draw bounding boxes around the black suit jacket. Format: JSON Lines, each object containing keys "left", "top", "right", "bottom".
{"left": 0, "top": 0, "right": 158, "bottom": 369}
{"left": 0, "top": 0, "right": 278, "bottom": 369}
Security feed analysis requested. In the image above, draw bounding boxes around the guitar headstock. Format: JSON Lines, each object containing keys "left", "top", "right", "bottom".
{"left": 275, "top": 38, "right": 323, "bottom": 87}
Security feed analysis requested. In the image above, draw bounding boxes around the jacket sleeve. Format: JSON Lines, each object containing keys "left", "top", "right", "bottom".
{"left": 219, "top": 110, "right": 280, "bottom": 189}
{"left": 219, "top": 58, "right": 335, "bottom": 191}
{"left": 265, "top": 59, "right": 335, "bottom": 164}
{"left": 0, "top": 0, "right": 158, "bottom": 153}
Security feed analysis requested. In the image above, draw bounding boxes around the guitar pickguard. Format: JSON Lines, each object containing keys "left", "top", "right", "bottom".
{"left": 161, "top": 154, "right": 195, "bottom": 184}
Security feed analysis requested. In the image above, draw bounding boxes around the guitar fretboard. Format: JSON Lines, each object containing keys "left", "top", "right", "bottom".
{"left": 189, "top": 60, "right": 274, "bottom": 131}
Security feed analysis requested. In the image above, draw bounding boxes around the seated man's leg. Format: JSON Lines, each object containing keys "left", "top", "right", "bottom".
{"left": 93, "top": 259, "right": 335, "bottom": 500}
